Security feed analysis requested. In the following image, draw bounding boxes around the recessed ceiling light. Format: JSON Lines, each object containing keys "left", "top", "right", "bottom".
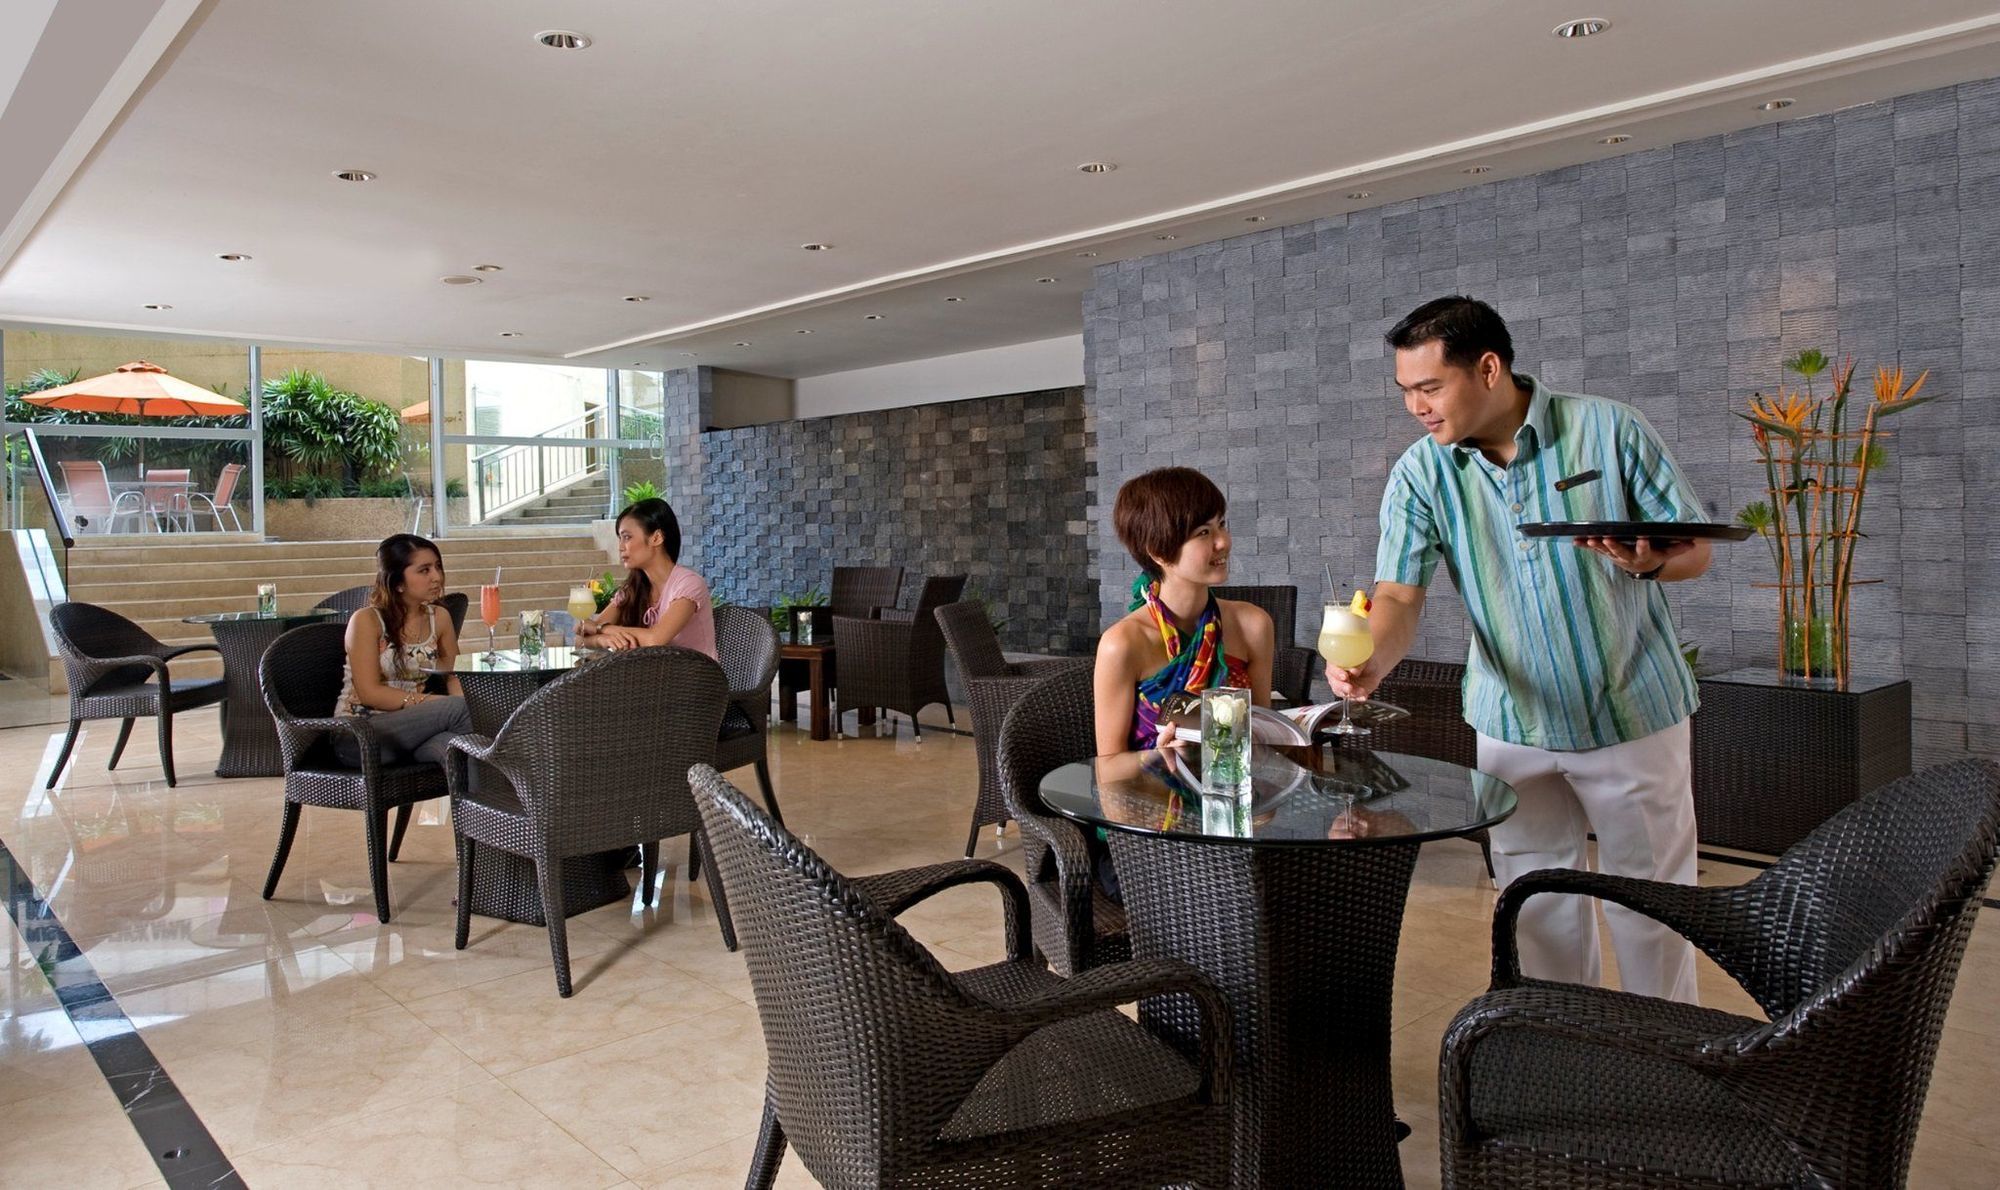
{"left": 1075, "top": 251, "right": 1098, "bottom": 258}
{"left": 1244, "top": 215, "right": 1269, "bottom": 223}
{"left": 1462, "top": 165, "right": 1492, "bottom": 174}
{"left": 1552, "top": 18, "right": 1610, "bottom": 38}
{"left": 439, "top": 275, "right": 482, "bottom": 286}
{"left": 332, "top": 169, "right": 375, "bottom": 182}
{"left": 795, "top": 329, "right": 813, "bottom": 334}
{"left": 216, "top": 253, "right": 251, "bottom": 262}
{"left": 536, "top": 30, "right": 591, "bottom": 49}
{"left": 634, "top": 361, "right": 650, "bottom": 366}
{"left": 1077, "top": 162, "right": 1117, "bottom": 174}
{"left": 1154, "top": 233, "right": 1179, "bottom": 241}
{"left": 1036, "top": 277, "right": 1060, "bottom": 284}
{"left": 1598, "top": 134, "right": 1632, "bottom": 145}
{"left": 1345, "top": 190, "right": 1373, "bottom": 200}
{"left": 622, "top": 295, "right": 650, "bottom": 302}
{"left": 141, "top": 303, "right": 172, "bottom": 310}
{"left": 681, "top": 351, "right": 697, "bottom": 357}
{"left": 471, "top": 263, "right": 503, "bottom": 273}
{"left": 733, "top": 341, "right": 752, "bottom": 347}
{"left": 1759, "top": 98, "right": 1795, "bottom": 111}
{"left": 800, "top": 242, "right": 834, "bottom": 251}
{"left": 863, "top": 314, "right": 885, "bottom": 321}
{"left": 498, "top": 331, "right": 522, "bottom": 338}
{"left": 943, "top": 296, "right": 964, "bottom": 303}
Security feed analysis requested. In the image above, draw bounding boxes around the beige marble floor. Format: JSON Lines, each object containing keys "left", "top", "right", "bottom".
{"left": 2, "top": 702, "right": 1996, "bottom": 1188}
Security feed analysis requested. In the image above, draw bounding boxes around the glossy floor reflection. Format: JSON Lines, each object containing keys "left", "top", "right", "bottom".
{"left": 3, "top": 703, "right": 1996, "bottom": 1188}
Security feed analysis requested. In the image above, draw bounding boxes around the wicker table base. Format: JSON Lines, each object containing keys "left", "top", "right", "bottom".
{"left": 1107, "top": 833, "right": 1420, "bottom": 1189}
{"left": 197, "top": 611, "right": 342, "bottom": 777}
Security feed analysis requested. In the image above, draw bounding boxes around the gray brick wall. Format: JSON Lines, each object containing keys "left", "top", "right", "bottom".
{"left": 662, "top": 366, "right": 712, "bottom": 571}
{"left": 692, "top": 386, "right": 1098, "bottom": 653}
{"left": 1085, "top": 77, "right": 2000, "bottom": 769}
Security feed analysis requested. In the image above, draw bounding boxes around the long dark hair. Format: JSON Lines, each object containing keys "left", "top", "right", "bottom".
{"left": 370, "top": 533, "right": 443, "bottom": 662}
{"left": 613, "top": 498, "right": 682, "bottom": 627}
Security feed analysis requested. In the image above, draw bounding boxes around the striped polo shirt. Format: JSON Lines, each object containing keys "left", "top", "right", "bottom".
{"left": 1375, "top": 375, "right": 1702, "bottom": 751}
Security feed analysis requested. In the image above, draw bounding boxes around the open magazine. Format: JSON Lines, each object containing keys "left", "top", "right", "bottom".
{"left": 1170, "top": 700, "right": 1407, "bottom": 746}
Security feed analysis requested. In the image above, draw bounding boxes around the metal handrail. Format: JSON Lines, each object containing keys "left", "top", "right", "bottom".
{"left": 469, "top": 404, "right": 650, "bottom": 521}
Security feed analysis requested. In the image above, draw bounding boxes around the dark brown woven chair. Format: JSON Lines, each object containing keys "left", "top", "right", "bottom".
{"left": 1213, "top": 583, "right": 1314, "bottom": 705}
{"left": 48, "top": 602, "right": 227, "bottom": 789}
{"left": 713, "top": 604, "right": 783, "bottom": 823}
{"left": 996, "top": 662, "right": 1129, "bottom": 977}
{"left": 312, "top": 585, "right": 373, "bottom": 614}
{"left": 445, "top": 646, "right": 730, "bottom": 996}
{"left": 1367, "top": 656, "right": 1493, "bottom": 879}
{"left": 831, "top": 575, "right": 966, "bottom": 740}
{"left": 936, "top": 600, "right": 1090, "bottom": 858}
{"left": 1441, "top": 758, "right": 2000, "bottom": 1190}
{"left": 258, "top": 622, "right": 451, "bottom": 922}
{"left": 689, "top": 763, "right": 1234, "bottom": 1190}
{"left": 315, "top": 588, "right": 468, "bottom": 636}
{"left": 830, "top": 564, "right": 904, "bottom": 625}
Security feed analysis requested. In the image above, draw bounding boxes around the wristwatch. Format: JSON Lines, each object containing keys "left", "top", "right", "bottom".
{"left": 1631, "top": 563, "right": 1665, "bottom": 581}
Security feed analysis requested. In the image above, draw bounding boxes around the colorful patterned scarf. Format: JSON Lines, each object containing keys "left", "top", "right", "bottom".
{"left": 1127, "top": 576, "right": 1245, "bottom": 751}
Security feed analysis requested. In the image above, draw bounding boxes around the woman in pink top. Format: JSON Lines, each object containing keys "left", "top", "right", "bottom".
{"left": 576, "top": 497, "right": 718, "bottom": 660}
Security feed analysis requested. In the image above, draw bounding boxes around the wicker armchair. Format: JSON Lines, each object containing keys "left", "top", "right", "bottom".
{"left": 314, "top": 589, "right": 468, "bottom": 635}
{"left": 1440, "top": 758, "right": 2000, "bottom": 1189}
{"left": 936, "top": 600, "right": 1090, "bottom": 857}
{"left": 445, "top": 646, "right": 730, "bottom": 996}
{"left": 258, "top": 622, "right": 451, "bottom": 922}
{"left": 48, "top": 602, "right": 227, "bottom": 789}
{"left": 713, "top": 604, "right": 783, "bottom": 822}
{"left": 1212, "top": 583, "right": 1313, "bottom": 705}
{"left": 313, "top": 585, "right": 373, "bottom": 614}
{"left": 689, "top": 763, "right": 1234, "bottom": 1190}
{"left": 830, "top": 564, "right": 903, "bottom": 625}
{"left": 996, "top": 662, "right": 1129, "bottom": 977}
{"left": 831, "top": 575, "right": 966, "bottom": 740}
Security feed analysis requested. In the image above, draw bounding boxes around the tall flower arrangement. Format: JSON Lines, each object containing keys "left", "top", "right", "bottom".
{"left": 1735, "top": 350, "right": 1931, "bottom": 687}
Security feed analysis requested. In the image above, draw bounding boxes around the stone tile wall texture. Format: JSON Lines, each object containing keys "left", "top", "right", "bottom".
{"left": 1084, "top": 77, "right": 2000, "bottom": 769}
{"left": 695, "top": 386, "right": 1098, "bottom": 654}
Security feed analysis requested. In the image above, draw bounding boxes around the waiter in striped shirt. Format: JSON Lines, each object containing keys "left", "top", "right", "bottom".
{"left": 1327, "top": 295, "right": 1711, "bottom": 1003}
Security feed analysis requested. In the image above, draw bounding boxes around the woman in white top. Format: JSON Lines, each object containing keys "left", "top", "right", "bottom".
{"left": 333, "top": 533, "right": 471, "bottom": 766}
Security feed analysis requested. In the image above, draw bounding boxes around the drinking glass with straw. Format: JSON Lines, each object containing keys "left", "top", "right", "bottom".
{"left": 1318, "top": 564, "right": 1374, "bottom": 736}
{"left": 479, "top": 567, "right": 503, "bottom": 660}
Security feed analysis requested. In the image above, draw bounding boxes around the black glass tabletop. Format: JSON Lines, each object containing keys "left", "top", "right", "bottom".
{"left": 1040, "top": 744, "right": 1516, "bottom": 847}
{"left": 183, "top": 609, "right": 343, "bottom": 625}
{"left": 431, "top": 646, "right": 606, "bottom": 675}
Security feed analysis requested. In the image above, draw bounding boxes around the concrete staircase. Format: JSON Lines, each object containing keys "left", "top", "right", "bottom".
{"left": 491, "top": 474, "right": 612, "bottom": 526}
{"left": 63, "top": 534, "right": 617, "bottom": 682}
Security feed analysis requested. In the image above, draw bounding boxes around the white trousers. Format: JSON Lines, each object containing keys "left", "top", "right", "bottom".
{"left": 1476, "top": 718, "right": 1700, "bottom": 1003}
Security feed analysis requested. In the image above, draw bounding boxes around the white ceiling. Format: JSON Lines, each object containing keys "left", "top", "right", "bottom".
{"left": 4, "top": 0, "right": 2000, "bottom": 379}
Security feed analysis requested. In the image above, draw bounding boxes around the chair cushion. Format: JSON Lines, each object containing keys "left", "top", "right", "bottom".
{"left": 1468, "top": 1027, "right": 1815, "bottom": 1185}
{"left": 940, "top": 960, "right": 1201, "bottom": 1141}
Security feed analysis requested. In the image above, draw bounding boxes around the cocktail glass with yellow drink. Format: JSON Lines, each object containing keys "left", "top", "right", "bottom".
{"left": 1318, "top": 591, "right": 1374, "bottom": 736}
{"left": 566, "top": 585, "right": 597, "bottom": 644}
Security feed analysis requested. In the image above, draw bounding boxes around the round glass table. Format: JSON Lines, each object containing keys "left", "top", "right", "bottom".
{"left": 430, "top": 646, "right": 628, "bottom": 925}
{"left": 183, "top": 609, "right": 343, "bottom": 777}
{"left": 1040, "top": 743, "right": 1516, "bottom": 1188}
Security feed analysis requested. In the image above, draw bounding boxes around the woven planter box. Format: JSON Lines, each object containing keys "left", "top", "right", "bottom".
{"left": 1691, "top": 668, "right": 1912, "bottom": 855}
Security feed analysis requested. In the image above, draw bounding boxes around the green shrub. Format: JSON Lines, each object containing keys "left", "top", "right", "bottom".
{"left": 621, "top": 479, "right": 662, "bottom": 505}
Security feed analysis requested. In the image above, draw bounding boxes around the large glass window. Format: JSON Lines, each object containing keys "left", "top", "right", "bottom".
{"left": 439, "top": 362, "right": 665, "bottom": 531}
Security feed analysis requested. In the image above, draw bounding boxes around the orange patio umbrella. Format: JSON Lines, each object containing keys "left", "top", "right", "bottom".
{"left": 20, "top": 359, "right": 247, "bottom": 470}
{"left": 399, "top": 399, "right": 431, "bottom": 423}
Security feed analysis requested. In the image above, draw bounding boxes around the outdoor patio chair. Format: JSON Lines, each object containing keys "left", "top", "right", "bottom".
{"left": 187, "top": 462, "right": 246, "bottom": 531}
{"left": 713, "top": 604, "right": 783, "bottom": 822}
{"left": 140, "top": 468, "right": 194, "bottom": 532}
{"left": 1440, "top": 758, "right": 2000, "bottom": 1189}
{"left": 313, "top": 585, "right": 374, "bottom": 614}
{"left": 689, "top": 763, "right": 1234, "bottom": 1190}
{"left": 996, "top": 662, "right": 1129, "bottom": 977}
{"left": 445, "top": 646, "right": 730, "bottom": 996}
{"left": 1213, "top": 584, "right": 1313, "bottom": 705}
{"left": 48, "top": 602, "right": 227, "bottom": 789}
{"left": 1370, "top": 657, "right": 1492, "bottom": 879}
{"left": 935, "top": 600, "right": 1090, "bottom": 857}
{"left": 258, "top": 622, "right": 450, "bottom": 923}
{"left": 54, "top": 459, "right": 143, "bottom": 535}
{"left": 831, "top": 574, "right": 965, "bottom": 739}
